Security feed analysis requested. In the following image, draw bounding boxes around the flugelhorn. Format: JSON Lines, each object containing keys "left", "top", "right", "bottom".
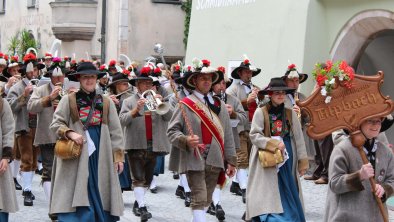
{"left": 294, "top": 92, "right": 301, "bottom": 120}
{"left": 30, "top": 79, "right": 39, "bottom": 88}
{"left": 56, "top": 82, "right": 67, "bottom": 97}
{"left": 140, "top": 90, "right": 170, "bottom": 115}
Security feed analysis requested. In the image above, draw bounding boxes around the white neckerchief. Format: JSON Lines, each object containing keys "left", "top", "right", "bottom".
{"left": 363, "top": 139, "right": 378, "bottom": 159}
{"left": 287, "top": 94, "right": 295, "bottom": 106}
{"left": 240, "top": 80, "right": 252, "bottom": 94}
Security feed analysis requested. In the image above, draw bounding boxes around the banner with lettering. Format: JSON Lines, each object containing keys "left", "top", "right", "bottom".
{"left": 297, "top": 71, "right": 393, "bottom": 140}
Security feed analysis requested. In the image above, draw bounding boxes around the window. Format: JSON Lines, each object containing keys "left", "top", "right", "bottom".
{"left": 0, "top": 0, "right": 5, "bottom": 13}
{"left": 152, "top": 0, "right": 182, "bottom": 4}
{"left": 27, "top": 0, "right": 37, "bottom": 9}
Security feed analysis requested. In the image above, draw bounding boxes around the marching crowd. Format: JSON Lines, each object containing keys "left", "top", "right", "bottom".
{"left": 0, "top": 51, "right": 392, "bottom": 222}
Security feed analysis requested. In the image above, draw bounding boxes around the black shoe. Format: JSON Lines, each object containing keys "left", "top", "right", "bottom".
{"left": 150, "top": 187, "right": 158, "bottom": 194}
{"left": 241, "top": 211, "right": 251, "bottom": 222}
{"left": 48, "top": 213, "right": 58, "bottom": 221}
{"left": 230, "top": 181, "right": 242, "bottom": 196}
{"left": 139, "top": 206, "right": 152, "bottom": 222}
{"left": 215, "top": 204, "right": 225, "bottom": 221}
{"left": 14, "top": 178, "right": 22, "bottom": 190}
{"left": 35, "top": 168, "right": 43, "bottom": 175}
{"left": 173, "top": 172, "right": 180, "bottom": 180}
{"left": 241, "top": 189, "right": 246, "bottom": 204}
{"left": 133, "top": 201, "right": 141, "bottom": 216}
{"left": 22, "top": 190, "right": 35, "bottom": 200}
{"left": 175, "top": 185, "right": 185, "bottom": 199}
{"left": 23, "top": 190, "right": 34, "bottom": 206}
{"left": 207, "top": 202, "right": 216, "bottom": 215}
{"left": 184, "top": 192, "right": 191, "bottom": 207}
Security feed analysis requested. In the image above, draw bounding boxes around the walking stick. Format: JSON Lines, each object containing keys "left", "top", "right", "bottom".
{"left": 154, "top": 44, "right": 203, "bottom": 160}
{"left": 350, "top": 131, "right": 389, "bottom": 222}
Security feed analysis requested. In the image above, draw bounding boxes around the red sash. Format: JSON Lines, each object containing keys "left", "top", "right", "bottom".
{"left": 181, "top": 97, "right": 227, "bottom": 187}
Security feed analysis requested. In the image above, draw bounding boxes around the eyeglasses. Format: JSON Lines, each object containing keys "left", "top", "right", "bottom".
{"left": 365, "top": 119, "right": 382, "bottom": 125}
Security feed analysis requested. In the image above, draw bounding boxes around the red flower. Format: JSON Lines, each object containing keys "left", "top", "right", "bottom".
{"left": 316, "top": 74, "right": 328, "bottom": 86}
{"left": 109, "top": 60, "right": 116, "bottom": 67}
{"left": 217, "top": 66, "right": 225, "bottom": 74}
{"left": 140, "top": 66, "right": 151, "bottom": 75}
{"left": 80, "top": 59, "right": 86, "bottom": 63}
{"left": 64, "top": 56, "right": 69, "bottom": 61}
{"left": 23, "top": 53, "right": 37, "bottom": 63}
{"left": 325, "top": 60, "right": 333, "bottom": 72}
{"left": 11, "top": 56, "right": 18, "bottom": 62}
{"left": 0, "top": 53, "right": 3, "bottom": 58}
{"left": 52, "top": 57, "right": 61, "bottom": 63}
{"left": 45, "top": 53, "right": 52, "bottom": 57}
{"left": 344, "top": 81, "right": 353, "bottom": 89}
{"left": 123, "top": 69, "right": 131, "bottom": 76}
{"left": 201, "top": 59, "right": 210, "bottom": 67}
{"left": 288, "top": 64, "right": 296, "bottom": 70}
{"left": 175, "top": 65, "right": 180, "bottom": 71}
{"left": 71, "top": 60, "right": 76, "bottom": 64}
{"left": 244, "top": 59, "right": 250, "bottom": 65}
{"left": 154, "top": 67, "right": 161, "bottom": 74}
{"left": 99, "top": 65, "right": 107, "bottom": 71}
{"left": 4, "top": 55, "right": 8, "bottom": 61}
{"left": 187, "top": 66, "right": 192, "bottom": 72}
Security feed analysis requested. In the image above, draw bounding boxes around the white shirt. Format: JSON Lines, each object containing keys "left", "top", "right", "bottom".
{"left": 239, "top": 80, "right": 252, "bottom": 94}
{"left": 193, "top": 90, "right": 214, "bottom": 104}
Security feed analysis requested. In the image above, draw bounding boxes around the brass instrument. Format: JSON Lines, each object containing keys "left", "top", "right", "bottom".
{"left": 140, "top": 90, "right": 170, "bottom": 115}
{"left": 220, "top": 90, "right": 227, "bottom": 103}
{"left": 294, "top": 92, "right": 301, "bottom": 120}
{"left": 29, "top": 79, "right": 40, "bottom": 88}
{"left": 56, "top": 82, "right": 67, "bottom": 97}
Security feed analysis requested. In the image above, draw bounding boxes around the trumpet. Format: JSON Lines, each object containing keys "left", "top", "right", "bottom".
{"left": 139, "top": 90, "right": 170, "bottom": 115}
{"left": 294, "top": 92, "right": 301, "bottom": 120}
{"left": 29, "top": 79, "right": 40, "bottom": 88}
{"left": 220, "top": 90, "right": 227, "bottom": 103}
{"left": 55, "top": 82, "right": 67, "bottom": 97}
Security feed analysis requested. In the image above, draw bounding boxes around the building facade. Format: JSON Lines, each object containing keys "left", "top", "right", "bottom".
{"left": 185, "top": 0, "right": 394, "bottom": 139}
{"left": 0, "top": 0, "right": 186, "bottom": 64}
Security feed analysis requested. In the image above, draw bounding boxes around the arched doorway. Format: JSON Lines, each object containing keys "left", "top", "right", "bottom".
{"left": 331, "top": 10, "right": 394, "bottom": 140}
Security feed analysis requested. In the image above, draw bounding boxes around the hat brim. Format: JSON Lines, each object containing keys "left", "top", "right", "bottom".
{"left": 185, "top": 71, "right": 220, "bottom": 90}
{"left": 129, "top": 77, "right": 153, "bottom": 86}
{"left": 258, "top": 86, "right": 296, "bottom": 96}
{"left": 282, "top": 73, "right": 308, "bottom": 84}
{"left": 380, "top": 116, "right": 394, "bottom": 133}
{"left": 107, "top": 79, "right": 129, "bottom": 88}
{"left": 68, "top": 70, "right": 106, "bottom": 82}
{"left": 231, "top": 67, "right": 261, "bottom": 79}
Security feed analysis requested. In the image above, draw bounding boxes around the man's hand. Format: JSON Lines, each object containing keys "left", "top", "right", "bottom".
{"left": 49, "top": 86, "right": 62, "bottom": 100}
{"left": 109, "top": 95, "right": 120, "bottom": 105}
{"left": 136, "top": 98, "right": 146, "bottom": 111}
{"left": 374, "top": 184, "right": 385, "bottom": 198}
{"left": 360, "top": 163, "right": 374, "bottom": 180}
{"left": 0, "top": 159, "right": 9, "bottom": 174}
{"left": 225, "top": 104, "right": 234, "bottom": 115}
{"left": 247, "top": 88, "right": 259, "bottom": 104}
{"left": 23, "top": 85, "right": 33, "bottom": 97}
{"left": 6, "top": 76, "right": 19, "bottom": 88}
{"left": 226, "top": 164, "right": 236, "bottom": 178}
{"left": 186, "top": 135, "right": 200, "bottom": 149}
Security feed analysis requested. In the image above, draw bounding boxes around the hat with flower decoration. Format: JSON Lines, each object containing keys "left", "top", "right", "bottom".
{"left": 44, "top": 57, "right": 70, "bottom": 77}
{"left": 129, "top": 64, "right": 153, "bottom": 86}
{"left": 0, "top": 52, "right": 7, "bottom": 67}
{"left": 282, "top": 63, "right": 308, "bottom": 84}
{"left": 44, "top": 53, "right": 53, "bottom": 60}
{"left": 216, "top": 66, "right": 233, "bottom": 88}
{"left": 108, "top": 59, "right": 117, "bottom": 69}
{"left": 184, "top": 58, "right": 220, "bottom": 90}
{"left": 8, "top": 56, "right": 19, "bottom": 69}
{"left": 19, "top": 53, "right": 45, "bottom": 75}
{"left": 171, "top": 62, "right": 184, "bottom": 84}
{"left": 231, "top": 54, "right": 261, "bottom": 79}
{"left": 107, "top": 69, "right": 133, "bottom": 88}
{"left": 126, "top": 63, "right": 137, "bottom": 78}
{"left": 67, "top": 62, "right": 106, "bottom": 82}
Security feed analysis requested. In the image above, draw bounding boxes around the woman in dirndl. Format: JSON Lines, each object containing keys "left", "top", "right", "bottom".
{"left": 246, "top": 77, "right": 309, "bottom": 222}
{"left": 50, "top": 62, "right": 125, "bottom": 222}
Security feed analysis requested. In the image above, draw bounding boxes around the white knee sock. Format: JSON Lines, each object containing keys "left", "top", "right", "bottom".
{"left": 237, "top": 169, "right": 248, "bottom": 189}
{"left": 134, "top": 187, "right": 145, "bottom": 207}
{"left": 38, "top": 162, "right": 43, "bottom": 171}
{"left": 43, "top": 181, "right": 51, "bottom": 201}
{"left": 150, "top": 176, "right": 157, "bottom": 189}
{"left": 181, "top": 174, "right": 191, "bottom": 192}
{"left": 11, "top": 160, "right": 21, "bottom": 178}
{"left": 192, "top": 210, "right": 206, "bottom": 222}
{"left": 178, "top": 176, "right": 183, "bottom": 186}
{"left": 21, "top": 171, "right": 34, "bottom": 191}
{"left": 233, "top": 170, "right": 239, "bottom": 183}
{"left": 212, "top": 187, "right": 221, "bottom": 206}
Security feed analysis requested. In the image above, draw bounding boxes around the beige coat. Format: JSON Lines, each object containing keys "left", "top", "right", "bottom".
{"left": 27, "top": 83, "right": 57, "bottom": 145}
{"left": 49, "top": 93, "right": 125, "bottom": 216}
{"left": 6, "top": 79, "right": 31, "bottom": 132}
{"left": 225, "top": 93, "right": 247, "bottom": 149}
{"left": 324, "top": 139, "right": 394, "bottom": 222}
{"left": 0, "top": 98, "right": 18, "bottom": 213}
{"left": 246, "top": 107, "right": 309, "bottom": 219}
{"left": 119, "top": 93, "right": 172, "bottom": 152}
{"left": 167, "top": 94, "right": 237, "bottom": 171}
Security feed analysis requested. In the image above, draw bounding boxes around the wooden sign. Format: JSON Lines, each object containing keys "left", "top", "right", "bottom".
{"left": 297, "top": 71, "right": 394, "bottom": 140}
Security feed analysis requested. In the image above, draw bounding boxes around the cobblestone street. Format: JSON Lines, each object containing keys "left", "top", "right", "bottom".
{"left": 9, "top": 158, "right": 394, "bottom": 221}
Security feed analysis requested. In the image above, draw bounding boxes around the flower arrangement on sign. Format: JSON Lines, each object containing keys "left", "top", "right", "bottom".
{"left": 312, "top": 60, "right": 355, "bottom": 104}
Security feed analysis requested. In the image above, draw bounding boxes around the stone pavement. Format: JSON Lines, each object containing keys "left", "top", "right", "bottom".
{"left": 9, "top": 160, "right": 394, "bottom": 221}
